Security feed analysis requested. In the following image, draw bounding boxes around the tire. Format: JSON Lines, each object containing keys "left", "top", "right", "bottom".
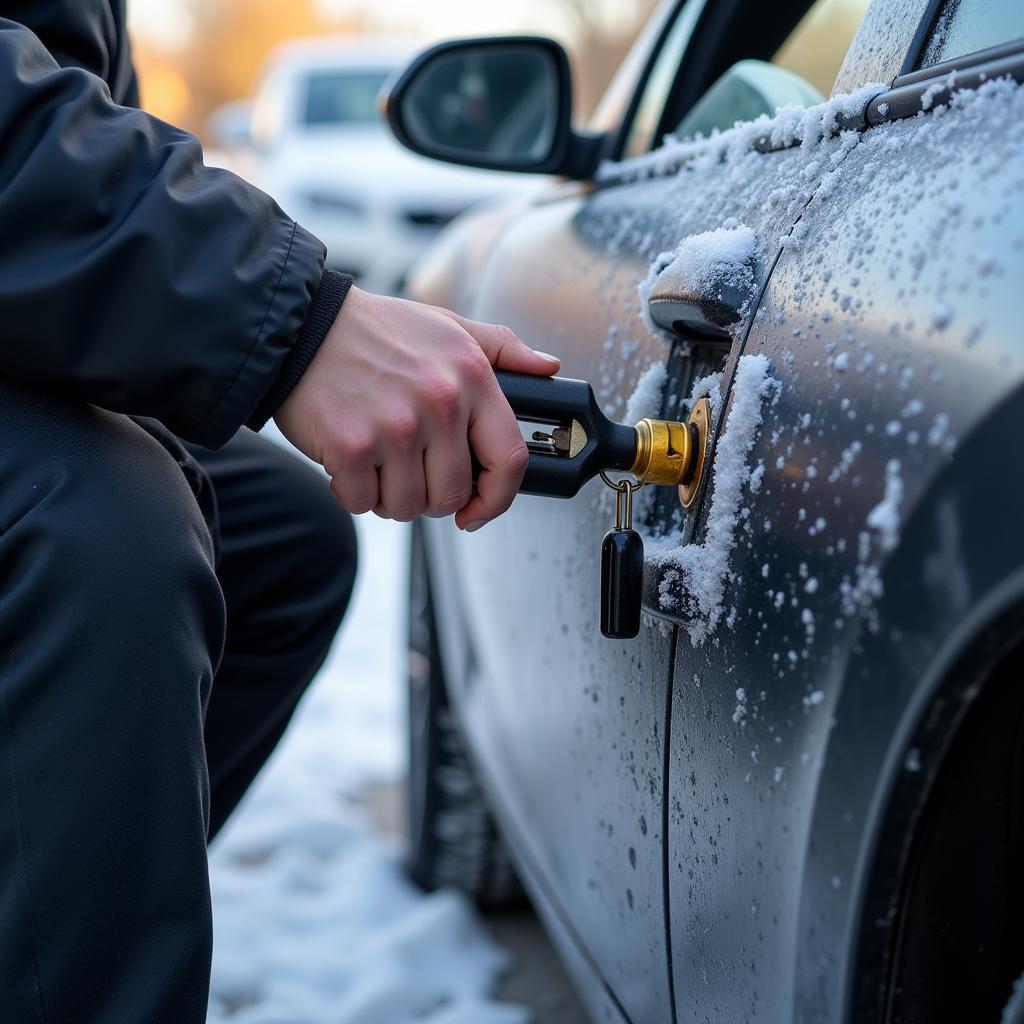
{"left": 878, "top": 639, "right": 1024, "bottom": 1022}
{"left": 406, "top": 519, "right": 522, "bottom": 908}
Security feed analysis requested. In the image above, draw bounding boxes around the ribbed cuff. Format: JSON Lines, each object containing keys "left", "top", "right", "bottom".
{"left": 246, "top": 269, "right": 354, "bottom": 432}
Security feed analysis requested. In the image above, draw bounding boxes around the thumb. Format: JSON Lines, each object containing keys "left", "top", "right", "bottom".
{"left": 453, "top": 314, "right": 560, "bottom": 376}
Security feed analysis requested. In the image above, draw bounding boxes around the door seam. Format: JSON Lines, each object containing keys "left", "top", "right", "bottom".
{"left": 662, "top": 625, "right": 680, "bottom": 1024}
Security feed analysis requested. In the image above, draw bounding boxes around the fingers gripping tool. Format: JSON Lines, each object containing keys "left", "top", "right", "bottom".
{"left": 492, "top": 371, "right": 712, "bottom": 641}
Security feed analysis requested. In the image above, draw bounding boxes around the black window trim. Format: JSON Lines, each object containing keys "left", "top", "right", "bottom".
{"left": 892, "top": 35, "right": 1024, "bottom": 86}
{"left": 868, "top": 39, "right": 1024, "bottom": 125}
{"left": 619, "top": 0, "right": 709, "bottom": 160}
{"left": 899, "top": 0, "right": 1024, "bottom": 76}
{"left": 899, "top": 0, "right": 944, "bottom": 75}
{"left": 605, "top": 0, "right": 696, "bottom": 163}
{"left": 752, "top": 36, "right": 1024, "bottom": 153}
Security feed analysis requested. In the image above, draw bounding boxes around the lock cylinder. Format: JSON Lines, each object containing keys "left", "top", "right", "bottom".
{"left": 629, "top": 397, "right": 711, "bottom": 508}
{"left": 630, "top": 418, "right": 694, "bottom": 486}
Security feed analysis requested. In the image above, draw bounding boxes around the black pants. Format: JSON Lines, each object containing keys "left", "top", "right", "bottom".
{"left": 0, "top": 379, "right": 357, "bottom": 1023}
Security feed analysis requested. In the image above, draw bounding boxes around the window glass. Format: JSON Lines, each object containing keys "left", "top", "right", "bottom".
{"left": 919, "top": 0, "right": 1024, "bottom": 69}
{"left": 669, "top": 0, "right": 869, "bottom": 143}
{"left": 627, "top": 0, "right": 871, "bottom": 155}
{"left": 623, "top": 2, "right": 703, "bottom": 158}
{"left": 773, "top": 0, "right": 872, "bottom": 97}
{"left": 302, "top": 70, "right": 392, "bottom": 127}
{"left": 671, "top": 60, "right": 823, "bottom": 141}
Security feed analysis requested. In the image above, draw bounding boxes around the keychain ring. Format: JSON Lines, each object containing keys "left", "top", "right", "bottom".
{"left": 600, "top": 471, "right": 643, "bottom": 493}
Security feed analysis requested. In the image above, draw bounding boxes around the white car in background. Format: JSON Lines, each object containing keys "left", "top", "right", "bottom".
{"left": 239, "top": 38, "right": 529, "bottom": 294}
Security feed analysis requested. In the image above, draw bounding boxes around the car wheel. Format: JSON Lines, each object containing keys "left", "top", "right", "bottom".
{"left": 406, "top": 519, "right": 522, "bottom": 907}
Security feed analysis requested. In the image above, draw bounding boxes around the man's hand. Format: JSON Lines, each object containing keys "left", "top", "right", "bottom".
{"left": 274, "top": 286, "right": 560, "bottom": 530}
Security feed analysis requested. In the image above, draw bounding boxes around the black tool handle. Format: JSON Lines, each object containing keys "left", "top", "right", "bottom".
{"left": 493, "top": 371, "right": 637, "bottom": 498}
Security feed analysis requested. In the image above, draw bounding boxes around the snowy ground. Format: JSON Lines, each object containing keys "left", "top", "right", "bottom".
{"left": 206, "top": 511, "right": 530, "bottom": 1024}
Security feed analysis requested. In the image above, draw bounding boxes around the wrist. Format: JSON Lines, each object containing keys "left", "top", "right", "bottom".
{"left": 246, "top": 269, "right": 354, "bottom": 432}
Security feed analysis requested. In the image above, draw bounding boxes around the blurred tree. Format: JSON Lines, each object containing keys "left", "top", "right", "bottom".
{"left": 133, "top": 37, "right": 192, "bottom": 127}
{"left": 146, "top": 0, "right": 361, "bottom": 138}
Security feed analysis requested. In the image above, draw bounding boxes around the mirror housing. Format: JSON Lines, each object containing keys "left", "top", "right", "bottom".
{"left": 383, "top": 36, "right": 601, "bottom": 179}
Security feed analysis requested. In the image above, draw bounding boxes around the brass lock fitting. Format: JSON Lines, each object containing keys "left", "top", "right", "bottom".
{"left": 629, "top": 397, "right": 711, "bottom": 509}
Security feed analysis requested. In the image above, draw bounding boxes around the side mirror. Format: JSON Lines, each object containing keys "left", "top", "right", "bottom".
{"left": 384, "top": 36, "right": 599, "bottom": 178}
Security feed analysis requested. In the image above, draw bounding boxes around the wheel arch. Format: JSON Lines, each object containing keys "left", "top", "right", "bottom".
{"left": 849, "top": 590, "right": 1024, "bottom": 1023}
{"left": 789, "top": 381, "right": 1024, "bottom": 1022}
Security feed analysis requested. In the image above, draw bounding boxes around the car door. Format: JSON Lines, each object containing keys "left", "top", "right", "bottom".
{"left": 653, "top": 1, "right": 1024, "bottom": 1021}
{"left": 417, "top": 0, "right": 874, "bottom": 1020}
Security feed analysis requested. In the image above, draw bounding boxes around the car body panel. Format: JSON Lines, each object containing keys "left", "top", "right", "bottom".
{"left": 662, "top": 72, "right": 1024, "bottom": 1022}
{"left": 833, "top": 0, "right": 931, "bottom": 94}
{"left": 421, "top": 190, "right": 679, "bottom": 1020}
{"left": 415, "top": 76, "right": 904, "bottom": 1024}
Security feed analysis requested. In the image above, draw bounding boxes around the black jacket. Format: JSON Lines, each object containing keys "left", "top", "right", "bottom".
{"left": 0, "top": 1, "right": 349, "bottom": 448}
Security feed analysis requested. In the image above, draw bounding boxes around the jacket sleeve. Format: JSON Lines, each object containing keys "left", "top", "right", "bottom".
{"left": 0, "top": 17, "right": 328, "bottom": 448}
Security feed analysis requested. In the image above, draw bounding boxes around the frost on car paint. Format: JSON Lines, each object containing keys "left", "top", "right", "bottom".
{"left": 596, "top": 83, "right": 888, "bottom": 185}
{"left": 621, "top": 76, "right": 1022, "bottom": 660}
{"left": 588, "top": 83, "right": 889, "bottom": 427}
{"left": 650, "top": 353, "right": 780, "bottom": 645}
{"left": 866, "top": 458, "right": 904, "bottom": 553}
{"left": 623, "top": 360, "right": 668, "bottom": 424}
{"left": 832, "top": 0, "right": 926, "bottom": 95}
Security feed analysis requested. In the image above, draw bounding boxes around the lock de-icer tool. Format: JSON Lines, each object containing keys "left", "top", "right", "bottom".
{"left": 493, "top": 371, "right": 712, "bottom": 640}
{"left": 495, "top": 370, "right": 710, "bottom": 504}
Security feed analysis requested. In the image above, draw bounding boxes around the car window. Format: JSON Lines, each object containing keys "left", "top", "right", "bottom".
{"left": 625, "top": 0, "right": 871, "bottom": 156}
{"left": 623, "top": 1, "right": 704, "bottom": 159}
{"left": 918, "top": 0, "right": 1024, "bottom": 69}
{"left": 773, "top": 0, "right": 872, "bottom": 97}
{"left": 671, "top": 60, "right": 824, "bottom": 141}
{"left": 302, "top": 69, "right": 392, "bottom": 127}
{"left": 669, "top": 0, "right": 870, "bottom": 143}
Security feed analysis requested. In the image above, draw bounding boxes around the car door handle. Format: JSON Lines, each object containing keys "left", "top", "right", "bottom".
{"left": 645, "top": 240, "right": 757, "bottom": 339}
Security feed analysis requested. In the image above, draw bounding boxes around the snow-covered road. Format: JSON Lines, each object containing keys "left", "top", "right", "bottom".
{"left": 206, "top": 512, "right": 529, "bottom": 1024}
